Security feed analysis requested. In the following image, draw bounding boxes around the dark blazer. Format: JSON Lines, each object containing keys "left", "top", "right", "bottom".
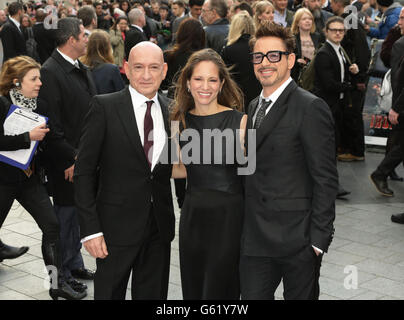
{"left": 204, "top": 18, "right": 229, "bottom": 54}
{"left": 221, "top": 34, "right": 261, "bottom": 110}
{"left": 74, "top": 88, "right": 175, "bottom": 246}
{"left": 0, "top": 96, "right": 31, "bottom": 184}
{"left": 37, "top": 50, "right": 97, "bottom": 205}
{"left": 340, "top": 12, "right": 370, "bottom": 84}
{"left": 291, "top": 32, "right": 322, "bottom": 81}
{"left": 124, "top": 25, "right": 148, "bottom": 60}
{"left": 33, "top": 23, "right": 57, "bottom": 65}
{"left": 242, "top": 80, "right": 338, "bottom": 257}
{"left": 90, "top": 63, "right": 125, "bottom": 94}
{"left": 313, "top": 41, "right": 352, "bottom": 108}
{"left": 0, "top": 19, "right": 27, "bottom": 62}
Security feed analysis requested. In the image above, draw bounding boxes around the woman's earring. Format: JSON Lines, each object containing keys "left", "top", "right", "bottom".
{"left": 15, "top": 82, "right": 21, "bottom": 88}
{"left": 187, "top": 87, "right": 190, "bottom": 92}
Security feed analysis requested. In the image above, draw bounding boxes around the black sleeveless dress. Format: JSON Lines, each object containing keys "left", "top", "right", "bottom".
{"left": 179, "top": 109, "right": 244, "bottom": 300}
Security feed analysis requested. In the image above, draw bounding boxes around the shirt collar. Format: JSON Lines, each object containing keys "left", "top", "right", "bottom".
{"left": 260, "top": 77, "right": 293, "bottom": 104}
{"left": 326, "top": 39, "right": 341, "bottom": 53}
{"left": 9, "top": 16, "right": 20, "bottom": 29}
{"left": 128, "top": 85, "right": 159, "bottom": 109}
{"left": 56, "top": 48, "right": 79, "bottom": 67}
{"left": 131, "top": 24, "right": 144, "bottom": 33}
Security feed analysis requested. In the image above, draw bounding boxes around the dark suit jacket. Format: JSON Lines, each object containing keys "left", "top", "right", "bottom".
{"left": 0, "top": 19, "right": 27, "bottom": 62}
{"left": 221, "top": 34, "right": 261, "bottom": 110}
{"left": 91, "top": 63, "right": 125, "bottom": 94}
{"left": 33, "top": 23, "right": 57, "bottom": 65}
{"left": 313, "top": 41, "right": 352, "bottom": 108}
{"left": 124, "top": 25, "right": 148, "bottom": 60}
{"left": 37, "top": 50, "right": 97, "bottom": 205}
{"left": 74, "top": 88, "right": 175, "bottom": 246}
{"left": 242, "top": 80, "right": 338, "bottom": 257}
{"left": 340, "top": 12, "right": 370, "bottom": 84}
{"left": 204, "top": 18, "right": 229, "bottom": 54}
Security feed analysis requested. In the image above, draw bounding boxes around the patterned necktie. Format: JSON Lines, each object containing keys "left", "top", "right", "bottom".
{"left": 254, "top": 99, "right": 272, "bottom": 129}
{"left": 144, "top": 100, "right": 154, "bottom": 168}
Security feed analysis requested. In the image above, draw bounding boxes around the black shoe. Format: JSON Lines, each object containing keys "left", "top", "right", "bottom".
{"left": 388, "top": 170, "right": 403, "bottom": 181}
{"left": 391, "top": 213, "right": 404, "bottom": 224}
{"left": 71, "top": 268, "right": 95, "bottom": 280}
{"left": 0, "top": 240, "right": 29, "bottom": 262}
{"left": 337, "top": 187, "right": 351, "bottom": 199}
{"left": 66, "top": 278, "right": 88, "bottom": 293}
{"left": 49, "top": 279, "right": 87, "bottom": 300}
{"left": 370, "top": 172, "right": 394, "bottom": 197}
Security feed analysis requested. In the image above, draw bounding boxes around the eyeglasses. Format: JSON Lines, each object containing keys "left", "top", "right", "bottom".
{"left": 327, "top": 28, "right": 345, "bottom": 34}
{"left": 250, "top": 51, "right": 290, "bottom": 64}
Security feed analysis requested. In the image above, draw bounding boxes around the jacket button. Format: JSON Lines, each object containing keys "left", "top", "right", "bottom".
{"left": 150, "top": 174, "right": 154, "bottom": 180}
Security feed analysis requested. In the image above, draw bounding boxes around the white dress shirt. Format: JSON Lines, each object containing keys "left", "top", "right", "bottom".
{"left": 82, "top": 86, "right": 166, "bottom": 243}
{"left": 56, "top": 48, "right": 79, "bottom": 68}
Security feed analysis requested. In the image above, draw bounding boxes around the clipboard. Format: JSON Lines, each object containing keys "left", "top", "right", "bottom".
{"left": 0, "top": 104, "right": 48, "bottom": 170}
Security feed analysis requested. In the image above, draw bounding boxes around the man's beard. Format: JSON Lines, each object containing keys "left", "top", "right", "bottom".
{"left": 312, "top": 8, "right": 322, "bottom": 19}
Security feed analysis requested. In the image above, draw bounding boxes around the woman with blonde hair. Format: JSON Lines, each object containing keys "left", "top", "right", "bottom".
{"left": 221, "top": 11, "right": 261, "bottom": 109}
{"left": 0, "top": 56, "right": 85, "bottom": 300}
{"left": 290, "top": 8, "right": 322, "bottom": 81}
{"left": 253, "top": 1, "right": 274, "bottom": 29}
{"left": 81, "top": 29, "right": 125, "bottom": 94}
{"left": 171, "top": 48, "right": 246, "bottom": 299}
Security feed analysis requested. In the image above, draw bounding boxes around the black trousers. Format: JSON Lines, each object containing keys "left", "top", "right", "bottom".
{"left": 341, "top": 89, "right": 366, "bottom": 156}
{"left": 328, "top": 99, "right": 345, "bottom": 152}
{"left": 240, "top": 245, "right": 322, "bottom": 300}
{"left": 53, "top": 205, "right": 84, "bottom": 280}
{"left": 94, "top": 212, "right": 171, "bottom": 300}
{"left": 174, "top": 178, "right": 186, "bottom": 208}
{"left": 0, "top": 175, "right": 59, "bottom": 244}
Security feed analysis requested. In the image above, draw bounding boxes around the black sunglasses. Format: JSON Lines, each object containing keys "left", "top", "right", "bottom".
{"left": 250, "top": 50, "right": 290, "bottom": 64}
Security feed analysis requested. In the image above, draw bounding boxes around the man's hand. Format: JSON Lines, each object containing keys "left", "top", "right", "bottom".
{"left": 313, "top": 247, "right": 322, "bottom": 256}
{"left": 83, "top": 236, "right": 108, "bottom": 259}
{"left": 64, "top": 164, "right": 74, "bottom": 182}
{"left": 349, "top": 63, "right": 359, "bottom": 75}
{"left": 356, "top": 83, "right": 366, "bottom": 91}
{"left": 389, "top": 109, "right": 399, "bottom": 125}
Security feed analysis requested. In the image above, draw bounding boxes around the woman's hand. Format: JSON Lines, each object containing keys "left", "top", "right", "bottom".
{"left": 29, "top": 123, "right": 49, "bottom": 141}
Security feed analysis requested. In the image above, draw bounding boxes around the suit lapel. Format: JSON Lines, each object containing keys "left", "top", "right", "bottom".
{"left": 116, "top": 87, "right": 150, "bottom": 170}
{"left": 256, "top": 81, "right": 297, "bottom": 149}
{"left": 247, "top": 97, "right": 260, "bottom": 129}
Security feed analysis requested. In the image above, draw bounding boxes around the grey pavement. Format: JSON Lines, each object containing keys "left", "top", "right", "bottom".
{"left": 1, "top": 151, "right": 404, "bottom": 300}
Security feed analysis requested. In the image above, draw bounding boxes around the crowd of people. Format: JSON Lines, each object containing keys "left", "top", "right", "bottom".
{"left": 0, "top": 0, "right": 403, "bottom": 301}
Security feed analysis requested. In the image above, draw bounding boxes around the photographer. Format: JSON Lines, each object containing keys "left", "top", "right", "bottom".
{"left": 95, "top": 1, "right": 113, "bottom": 30}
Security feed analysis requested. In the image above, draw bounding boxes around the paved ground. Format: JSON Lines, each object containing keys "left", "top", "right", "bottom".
{"left": 1, "top": 150, "right": 404, "bottom": 300}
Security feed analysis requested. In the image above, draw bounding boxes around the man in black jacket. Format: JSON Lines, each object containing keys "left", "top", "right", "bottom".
{"left": 0, "top": 2, "right": 27, "bottom": 62}
{"left": 240, "top": 22, "right": 338, "bottom": 300}
{"left": 74, "top": 42, "right": 175, "bottom": 300}
{"left": 330, "top": 0, "right": 371, "bottom": 162}
{"left": 33, "top": 8, "right": 57, "bottom": 64}
{"left": 37, "top": 17, "right": 97, "bottom": 295}
{"left": 125, "top": 8, "right": 148, "bottom": 60}
{"left": 201, "top": 0, "right": 229, "bottom": 53}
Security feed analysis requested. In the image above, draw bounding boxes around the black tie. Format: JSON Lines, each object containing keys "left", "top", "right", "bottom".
{"left": 339, "top": 48, "right": 346, "bottom": 64}
{"left": 254, "top": 99, "right": 271, "bottom": 129}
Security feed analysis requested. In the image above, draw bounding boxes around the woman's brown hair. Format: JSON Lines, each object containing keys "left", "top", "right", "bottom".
{"left": 81, "top": 29, "right": 114, "bottom": 68}
{"left": 170, "top": 48, "right": 244, "bottom": 130}
{"left": 0, "top": 55, "right": 40, "bottom": 96}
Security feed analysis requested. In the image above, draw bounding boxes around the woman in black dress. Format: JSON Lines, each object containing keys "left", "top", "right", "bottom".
{"left": 171, "top": 48, "right": 246, "bottom": 299}
{"left": 0, "top": 56, "right": 86, "bottom": 300}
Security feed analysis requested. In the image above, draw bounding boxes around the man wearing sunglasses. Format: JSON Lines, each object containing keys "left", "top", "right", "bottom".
{"left": 240, "top": 22, "right": 338, "bottom": 300}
